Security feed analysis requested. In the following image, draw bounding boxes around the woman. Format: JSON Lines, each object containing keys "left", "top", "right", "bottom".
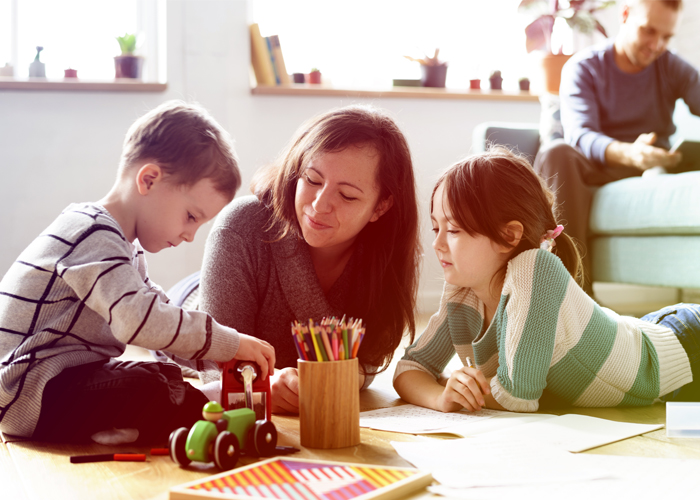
{"left": 200, "top": 105, "right": 421, "bottom": 413}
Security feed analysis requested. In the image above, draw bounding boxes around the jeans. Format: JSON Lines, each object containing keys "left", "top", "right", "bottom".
{"left": 641, "top": 303, "right": 700, "bottom": 402}
{"left": 33, "top": 359, "right": 208, "bottom": 444}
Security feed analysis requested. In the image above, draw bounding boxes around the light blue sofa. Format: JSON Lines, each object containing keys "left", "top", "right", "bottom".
{"left": 472, "top": 122, "right": 700, "bottom": 289}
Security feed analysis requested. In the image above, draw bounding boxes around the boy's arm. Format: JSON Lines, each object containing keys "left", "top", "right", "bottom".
{"left": 59, "top": 229, "right": 239, "bottom": 363}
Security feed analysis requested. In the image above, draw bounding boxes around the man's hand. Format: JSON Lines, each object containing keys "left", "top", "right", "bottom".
{"left": 270, "top": 367, "right": 300, "bottom": 414}
{"left": 606, "top": 132, "right": 682, "bottom": 170}
{"left": 235, "top": 334, "right": 275, "bottom": 379}
{"left": 435, "top": 366, "right": 491, "bottom": 413}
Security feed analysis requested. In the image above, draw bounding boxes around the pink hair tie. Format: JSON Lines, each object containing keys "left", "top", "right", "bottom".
{"left": 540, "top": 224, "right": 564, "bottom": 252}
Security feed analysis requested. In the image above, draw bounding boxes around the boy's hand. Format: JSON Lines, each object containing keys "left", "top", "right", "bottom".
{"left": 235, "top": 334, "right": 275, "bottom": 379}
{"left": 436, "top": 366, "right": 490, "bottom": 413}
{"left": 270, "top": 368, "right": 300, "bottom": 414}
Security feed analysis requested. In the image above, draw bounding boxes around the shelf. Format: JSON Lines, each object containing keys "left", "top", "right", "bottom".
{"left": 0, "top": 77, "right": 167, "bottom": 92}
{"left": 251, "top": 84, "right": 539, "bottom": 102}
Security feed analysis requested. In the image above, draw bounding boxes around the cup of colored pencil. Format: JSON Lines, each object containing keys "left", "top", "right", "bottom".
{"left": 290, "top": 316, "right": 365, "bottom": 362}
{"left": 295, "top": 316, "right": 362, "bottom": 449}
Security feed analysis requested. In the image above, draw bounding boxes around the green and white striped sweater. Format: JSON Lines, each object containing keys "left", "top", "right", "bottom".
{"left": 395, "top": 249, "right": 692, "bottom": 412}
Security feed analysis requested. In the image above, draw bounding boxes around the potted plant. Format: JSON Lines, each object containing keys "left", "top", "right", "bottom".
{"left": 307, "top": 68, "right": 322, "bottom": 84}
{"left": 518, "top": 77, "right": 531, "bottom": 91}
{"left": 489, "top": 70, "right": 503, "bottom": 90}
{"left": 519, "top": 0, "right": 614, "bottom": 93}
{"left": 114, "top": 33, "right": 143, "bottom": 79}
{"left": 469, "top": 78, "right": 481, "bottom": 90}
{"left": 405, "top": 49, "right": 448, "bottom": 88}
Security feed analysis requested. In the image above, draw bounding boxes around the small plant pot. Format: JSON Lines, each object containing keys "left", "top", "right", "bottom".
{"left": 519, "top": 79, "right": 530, "bottom": 91}
{"left": 489, "top": 76, "right": 503, "bottom": 90}
{"left": 307, "top": 71, "right": 322, "bottom": 84}
{"left": 114, "top": 55, "right": 144, "bottom": 79}
{"left": 292, "top": 73, "right": 305, "bottom": 84}
{"left": 64, "top": 68, "right": 78, "bottom": 78}
{"left": 469, "top": 79, "right": 481, "bottom": 90}
{"left": 421, "top": 64, "right": 448, "bottom": 88}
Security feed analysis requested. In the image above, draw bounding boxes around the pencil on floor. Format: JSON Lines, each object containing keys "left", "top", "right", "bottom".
{"left": 70, "top": 453, "right": 146, "bottom": 464}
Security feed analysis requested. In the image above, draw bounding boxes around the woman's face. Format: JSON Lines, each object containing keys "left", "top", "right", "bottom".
{"left": 295, "top": 145, "right": 392, "bottom": 254}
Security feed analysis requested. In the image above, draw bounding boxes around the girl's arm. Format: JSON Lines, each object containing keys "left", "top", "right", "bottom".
{"left": 394, "top": 367, "right": 493, "bottom": 412}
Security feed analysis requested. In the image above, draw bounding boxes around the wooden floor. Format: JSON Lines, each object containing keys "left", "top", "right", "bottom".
{"left": 4, "top": 338, "right": 700, "bottom": 499}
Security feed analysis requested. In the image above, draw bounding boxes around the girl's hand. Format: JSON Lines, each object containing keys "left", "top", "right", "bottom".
{"left": 235, "top": 334, "right": 276, "bottom": 379}
{"left": 436, "top": 366, "right": 491, "bottom": 412}
{"left": 270, "top": 367, "right": 299, "bottom": 414}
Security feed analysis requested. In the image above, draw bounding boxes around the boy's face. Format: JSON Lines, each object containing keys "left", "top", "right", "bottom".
{"left": 135, "top": 170, "right": 229, "bottom": 253}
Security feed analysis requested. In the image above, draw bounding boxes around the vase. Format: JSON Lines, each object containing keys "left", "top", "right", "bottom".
{"left": 541, "top": 53, "right": 571, "bottom": 94}
{"left": 421, "top": 64, "right": 448, "bottom": 88}
{"left": 307, "top": 71, "right": 322, "bottom": 84}
{"left": 114, "top": 55, "right": 144, "bottom": 79}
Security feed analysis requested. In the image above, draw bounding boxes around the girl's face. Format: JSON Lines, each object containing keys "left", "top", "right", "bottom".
{"left": 295, "top": 145, "right": 392, "bottom": 254}
{"left": 431, "top": 183, "right": 509, "bottom": 292}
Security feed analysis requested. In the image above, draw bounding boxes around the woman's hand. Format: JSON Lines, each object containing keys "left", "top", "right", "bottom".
{"left": 435, "top": 366, "right": 491, "bottom": 412}
{"left": 270, "top": 367, "right": 300, "bottom": 414}
{"left": 235, "top": 334, "right": 275, "bottom": 379}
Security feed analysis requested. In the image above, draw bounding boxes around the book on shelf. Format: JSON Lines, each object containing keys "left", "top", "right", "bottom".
{"left": 267, "top": 35, "right": 291, "bottom": 85}
{"left": 249, "top": 23, "right": 276, "bottom": 86}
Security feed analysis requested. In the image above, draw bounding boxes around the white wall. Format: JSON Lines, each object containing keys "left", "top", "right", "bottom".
{"left": 0, "top": 0, "right": 539, "bottom": 313}
{"left": 1, "top": 0, "right": 698, "bottom": 315}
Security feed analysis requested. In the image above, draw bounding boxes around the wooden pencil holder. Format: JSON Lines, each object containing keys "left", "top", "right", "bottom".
{"left": 298, "top": 358, "right": 360, "bottom": 449}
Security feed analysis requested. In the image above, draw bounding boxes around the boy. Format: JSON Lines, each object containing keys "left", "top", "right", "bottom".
{"left": 0, "top": 100, "right": 275, "bottom": 444}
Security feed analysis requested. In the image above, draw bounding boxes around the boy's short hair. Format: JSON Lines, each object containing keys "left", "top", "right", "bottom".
{"left": 120, "top": 100, "right": 241, "bottom": 200}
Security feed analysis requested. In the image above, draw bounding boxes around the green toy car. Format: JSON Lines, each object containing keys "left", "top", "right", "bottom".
{"left": 169, "top": 363, "right": 278, "bottom": 470}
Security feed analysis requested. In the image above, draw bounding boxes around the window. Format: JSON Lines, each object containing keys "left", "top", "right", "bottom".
{"left": 251, "top": 0, "right": 538, "bottom": 90}
{"left": 1, "top": 0, "right": 164, "bottom": 82}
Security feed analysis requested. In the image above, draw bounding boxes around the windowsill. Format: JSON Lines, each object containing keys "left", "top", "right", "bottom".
{"left": 0, "top": 77, "right": 167, "bottom": 92}
{"left": 251, "top": 84, "right": 539, "bottom": 101}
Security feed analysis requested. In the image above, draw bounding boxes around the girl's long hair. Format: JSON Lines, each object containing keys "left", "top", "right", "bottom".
{"left": 431, "top": 147, "right": 583, "bottom": 289}
{"left": 251, "top": 105, "right": 421, "bottom": 373}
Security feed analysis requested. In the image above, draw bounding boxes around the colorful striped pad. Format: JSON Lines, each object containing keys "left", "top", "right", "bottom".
{"left": 187, "top": 459, "right": 419, "bottom": 500}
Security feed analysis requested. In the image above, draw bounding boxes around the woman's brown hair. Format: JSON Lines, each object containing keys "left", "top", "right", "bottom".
{"left": 432, "top": 147, "right": 583, "bottom": 288}
{"left": 251, "top": 105, "right": 421, "bottom": 373}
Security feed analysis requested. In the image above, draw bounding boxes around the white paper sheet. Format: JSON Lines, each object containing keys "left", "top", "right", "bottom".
{"left": 364, "top": 405, "right": 662, "bottom": 453}
{"left": 428, "top": 454, "right": 700, "bottom": 500}
{"left": 477, "top": 413, "right": 663, "bottom": 452}
{"left": 392, "top": 435, "right": 609, "bottom": 488}
{"left": 359, "top": 404, "right": 555, "bottom": 436}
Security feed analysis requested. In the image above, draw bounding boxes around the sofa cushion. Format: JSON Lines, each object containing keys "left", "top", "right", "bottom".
{"left": 592, "top": 236, "right": 700, "bottom": 288}
{"left": 590, "top": 171, "right": 700, "bottom": 235}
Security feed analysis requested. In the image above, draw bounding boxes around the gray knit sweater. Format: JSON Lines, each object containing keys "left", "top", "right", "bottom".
{"left": 200, "top": 195, "right": 375, "bottom": 384}
{"left": 0, "top": 203, "right": 240, "bottom": 437}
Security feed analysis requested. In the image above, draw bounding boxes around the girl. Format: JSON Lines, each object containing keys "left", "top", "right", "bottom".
{"left": 394, "top": 147, "right": 698, "bottom": 413}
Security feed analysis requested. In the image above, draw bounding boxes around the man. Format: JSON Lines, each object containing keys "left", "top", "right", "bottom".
{"left": 534, "top": 0, "right": 700, "bottom": 293}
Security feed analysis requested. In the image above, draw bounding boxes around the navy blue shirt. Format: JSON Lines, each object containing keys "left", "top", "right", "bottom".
{"left": 560, "top": 40, "right": 700, "bottom": 166}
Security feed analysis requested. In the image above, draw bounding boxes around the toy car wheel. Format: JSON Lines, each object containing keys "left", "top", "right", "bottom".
{"left": 169, "top": 427, "right": 191, "bottom": 467}
{"left": 214, "top": 431, "right": 240, "bottom": 470}
{"left": 253, "top": 420, "right": 278, "bottom": 457}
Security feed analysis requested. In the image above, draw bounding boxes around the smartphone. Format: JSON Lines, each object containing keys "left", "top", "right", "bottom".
{"left": 668, "top": 138, "right": 700, "bottom": 173}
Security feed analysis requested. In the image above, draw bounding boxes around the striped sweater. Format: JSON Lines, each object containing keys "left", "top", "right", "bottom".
{"left": 0, "top": 203, "right": 240, "bottom": 437}
{"left": 395, "top": 249, "right": 693, "bottom": 412}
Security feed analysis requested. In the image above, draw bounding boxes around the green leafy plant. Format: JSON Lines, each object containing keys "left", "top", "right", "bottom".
{"left": 116, "top": 33, "right": 137, "bottom": 55}
{"left": 519, "top": 0, "right": 615, "bottom": 54}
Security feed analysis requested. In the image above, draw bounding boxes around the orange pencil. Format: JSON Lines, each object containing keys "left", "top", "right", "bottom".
{"left": 332, "top": 329, "right": 338, "bottom": 360}
{"left": 320, "top": 326, "right": 334, "bottom": 361}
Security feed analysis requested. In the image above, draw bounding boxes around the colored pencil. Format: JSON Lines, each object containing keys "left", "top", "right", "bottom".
{"left": 70, "top": 453, "right": 146, "bottom": 464}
